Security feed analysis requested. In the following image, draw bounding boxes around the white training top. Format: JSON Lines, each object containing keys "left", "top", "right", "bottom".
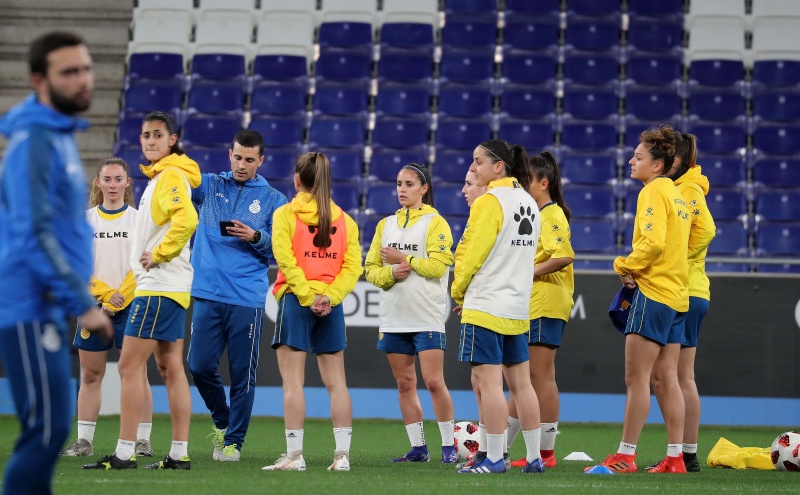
{"left": 86, "top": 204, "right": 137, "bottom": 289}
{"left": 379, "top": 213, "right": 448, "bottom": 333}
{"left": 463, "top": 187, "right": 541, "bottom": 320}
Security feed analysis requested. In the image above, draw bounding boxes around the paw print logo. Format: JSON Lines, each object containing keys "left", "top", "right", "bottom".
{"left": 171, "top": 186, "right": 178, "bottom": 193}
{"left": 689, "top": 199, "right": 697, "bottom": 206}
{"left": 552, "top": 224, "right": 559, "bottom": 231}
{"left": 644, "top": 223, "right": 653, "bottom": 231}
{"left": 438, "top": 233, "right": 445, "bottom": 241}
{"left": 513, "top": 205, "right": 536, "bottom": 235}
{"left": 439, "top": 244, "right": 446, "bottom": 251}
{"left": 172, "top": 196, "right": 180, "bottom": 203}
{"left": 693, "top": 208, "right": 700, "bottom": 216}
{"left": 645, "top": 207, "right": 653, "bottom": 216}
{"left": 555, "top": 236, "right": 563, "bottom": 244}
{"left": 308, "top": 225, "right": 338, "bottom": 247}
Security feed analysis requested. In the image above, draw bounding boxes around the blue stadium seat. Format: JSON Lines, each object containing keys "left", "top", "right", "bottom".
{"left": 123, "top": 80, "right": 183, "bottom": 116}
{"left": 182, "top": 115, "right": 243, "bottom": 147}
{"left": 380, "top": 23, "right": 435, "bottom": 50}
{"left": 560, "top": 151, "right": 618, "bottom": 185}
{"left": 113, "top": 145, "right": 147, "bottom": 175}
{"left": 132, "top": 177, "right": 148, "bottom": 206}
{"left": 444, "top": 0, "right": 497, "bottom": 15}
{"left": 319, "top": 21, "right": 372, "bottom": 48}
{"left": 562, "top": 51, "right": 619, "bottom": 85}
{"left": 369, "top": 148, "right": 429, "bottom": 182}
{"left": 688, "top": 88, "right": 746, "bottom": 122}
{"left": 313, "top": 81, "right": 369, "bottom": 117}
{"left": 625, "top": 52, "right": 682, "bottom": 86}
{"left": 755, "top": 189, "right": 800, "bottom": 222}
{"left": 433, "top": 148, "right": 473, "bottom": 183}
{"left": 252, "top": 54, "right": 308, "bottom": 83}
{"left": 191, "top": 53, "right": 246, "bottom": 83}
{"left": 441, "top": 14, "right": 497, "bottom": 48}
{"left": 565, "top": 17, "right": 621, "bottom": 52}
{"left": 377, "top": 48, "right": 434, "bottom": 82}
{"left": 249, "top": 115, "right": 305, "bottom": 148}
{"left": 570, "top": 218, "right": 617, "bottom": 253}
{"left": 567, "top": 0, "right": 622, "bottom": 17}
{"left": 700, "top": 154, "right": 747, "bottom": 187}
{"left": 187, "top": 82, "right": 244, "bottom": 115}
{"left": 756, "top": 259, "right": 800, "bottom": 274}
{"left": 439, "top": 47, "right": 495, "bottom": 83}
{"left": 250, "top": 81, "right": 307, "bottom": 116}
{"left": 627, "top": 0, "right": 683, "bottom": 18}
{"left": 366, "top": 183, "right": 400, "bottom": 215}
{"left": 501, "top": 49, "right": 558, "bottom": 85}
{"left": 375, "top": 82, "right": 432, "bottom": 116}
{"left": 496, "top": 118, "right": 554, "bottom": 152}
{"left": 372, "top": 116, "right": 430, "bottom": 149}
{"left": 563, "top": 184, "right": 617, "bottom": 218}
{"left": 309, "top": 116, "right": 366, "bottom": 148}
{"left": 626, "top": 18, "right": 683, "bottom": 52}
{"left": 117, "top": 115, "right": 145, "bottom": 146}
{"left": 706, "top": 187, "right": 747, "bottom": 221}
{"left": 438, "top": 82, "right": 493, "bottom": 117}
{"left": 505, "top": 0, "right": 560, "bottom": 16}
{"left": 752, "top": 89, "right": 800, "bottom": 123}
{"left": 503, "top": 16, "right": 560, "bottom": 52}
{"left": 708, "top": 220, "right": 749, "bottom": 256}
{"left": 499, "top": 84, "right": 556, "bottom": 119}
{"left": 623, "top": 184, "right": 640, "bottom": 215}
{"left": 435, "top": 117, "right": 493, "bottom": 150}
{"left": 262, "top": 146, "right": 301, "bottom": 182}
{"left": 687, "top": 122, "right": 747, "bottom": 154}
{"left": 562, "top": 85, "right": 619, "bottom": 120}
{"left": 359, "top": 213, "right": 381, "bottom": 247}
{"left": 448, "top": 215, "right": 469, "bottom": 247}
{"left": 270, "top": 180, "right": 297, "bottom": 203}
{"left": 434, "top": 183, "right": 471, "bottom": 217}
{"left": 689, "top": 60, "right": 745, "bottom": 87}
{"left": 623, "top": 116, "right": 684, "bottom": 149}
{"left": 315, "top": 47, "right": 372, "bottom": 82}
{"left": 753, "top": 123, "right": 800, "bottom": 155}
{"left": 128, "top": 52, "right": 184, "bottom": 82}
{"left": 705, "top": 261, "right": 751, "bottom": 273}
{"left": 752, "top": 60, "right": 800, "bottom": 88}
{"left": 753, "top": 156, "right": 800, "bottom": 188}
{"left": 755, "top": 222, "right": 800, "bottom": 256}
{"left": 561, "top": 120, "right": 618, "bottom": 152}
{"left": 330, "top": 181, "right": 362, "bottom": 214}
{"left": 624, "top": 86, "right": 682, "bottom": 121}
{"left": 323, "top": 148, "right": 364, "bottom": 182}
{"left": 186, "top": 146, "right": 231, "bottom": 174}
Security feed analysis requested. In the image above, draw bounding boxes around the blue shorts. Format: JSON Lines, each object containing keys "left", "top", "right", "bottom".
{"left": 271, "top": 293, "right": 346, "bottom": 354}
{"left": 124, "top": 296, "right": 187, "bottom": 342}
{"left": 624, "top": 289, "right": 685, "bottom": 346}
{"left": 681, "top": 297, "right": 709, "bottom": 348}
{"left": 74, "top": 305, "right": 130, "bottom": 351}
{"left": 377, "top": 331, "right": 446, "bottom": 355}
{"left": 458, "top": 324, "right": 529, "bottom": 365}
{"left": 527, "top": 317, "right": 566, "bottom": 348}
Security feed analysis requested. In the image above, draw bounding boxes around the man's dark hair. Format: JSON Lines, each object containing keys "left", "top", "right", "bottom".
{"left": 232, "top": 129, "right": 265, "bottom": 156}
{"left": 29, "top": 31, "right": 85, "bottom": 76}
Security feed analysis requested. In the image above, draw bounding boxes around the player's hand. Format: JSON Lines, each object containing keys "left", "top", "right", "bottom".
{"left": 452, "top": 305, "right": 463, "bottom": 316}
{"left": 392, "top": 261, "right": 412, "bottom": 281}
{"left": 108, "top": 291, "right": 124, "bottom": 308}
{"left": 380, "top": 246, "right": 407, "bottom": 265}
{"left": 311, "top": 295, "right": 331, "bottom": 317}
{"left": 228, "top": 219, "right": 257, "bottom": 242}
{"left": 140, "top": 251, "right": 157, "bottom": 271}
{"left": 619, "top": 273, "right": 637, "bottom": 289}
{"left": 101, "top": 305, "right": 116, "bottom": 317}
{"left": 80, "top": 306, "right": 113, "bottom": 340}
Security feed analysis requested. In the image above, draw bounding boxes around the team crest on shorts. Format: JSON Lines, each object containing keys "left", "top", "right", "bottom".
{"left": 81, "top": 328, "right": 90, "bottom": 340}
{"left": 249, "top": 199, "right": 261, "bottom": 213}
{"left": 379, "top": 332, "right": 384, "bottom": 340}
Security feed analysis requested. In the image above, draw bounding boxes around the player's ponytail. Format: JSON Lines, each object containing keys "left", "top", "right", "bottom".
{"left": 529, "top": 151, "right": 572, "bottom": 222}
{"left": 296, "top": 152, "right": 333, "bottom": 248}
{"left": 479, "top": 139, "right": 532, "bottom": 191}
{"left": 671, "top": 132, "right": 698, "bottom": 181}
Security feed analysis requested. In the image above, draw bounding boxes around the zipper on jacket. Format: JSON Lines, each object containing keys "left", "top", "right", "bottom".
{"left": 232, "top": 183, "right": 243, "bottom": 212}
{"left": 403, "top": 209, "right": 410, "bottom": 228}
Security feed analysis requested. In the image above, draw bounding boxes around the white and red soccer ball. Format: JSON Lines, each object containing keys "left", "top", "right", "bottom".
{"left": 453, "top": 421, "right": 480, "bottom": 461}
{"left": 771, "top": 432, "right": 800, "bottom": 472}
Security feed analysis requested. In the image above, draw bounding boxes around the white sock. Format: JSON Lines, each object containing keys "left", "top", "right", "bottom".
{"left": 683, "top": 443, "right": 698, "bottom": 454}
{"left": 667, "top": 443, "right": 682, "bottom": 457}
{"left": 541, "top": 421, "right": 558, "bottom": 451}
{"left": 286, "top": 429, "right": 304, "bottom": 454}
{"left": 333, "top": 427, "right": 352, "bottom": 453}
{"left": 438, "top": 420, "right": 454, "bottom": 447}
{"left": 506, "top": 416, "right": 522, "bottom": 449}
{"left": 115, "top": 439, "right": 135, "bottom": 460}
{"left": 618, "top": 441, "right": 636, "bottom": 456}
{"left": 478, "top": 423, "right": 487, "bottom": 452}
{"left": 504, "top": 428, "right": 509, "bottom": 454}
{"left": 77, "top": 420, "right": 96, "bottom": 443}
{"left": 169, "top": 441, "right": 188, "bottom": 460}
{"left": 137, "top": 422, "right": 152, "bottom": 441}
{"left": 405, "top": 422, "right": 425, "bottom": 447}
{"left": 486, "top": 433, "right": 504, "bottom": 463}
{"left": 522, "top": 428, "right": 542, "bottom": 463}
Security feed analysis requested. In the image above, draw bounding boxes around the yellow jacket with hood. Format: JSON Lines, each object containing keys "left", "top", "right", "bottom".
{"left": 674, "top": 165, "right": 716, "bottom": 300}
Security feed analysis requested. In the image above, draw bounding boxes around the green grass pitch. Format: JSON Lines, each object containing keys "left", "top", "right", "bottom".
{"left": 0, "top": 415, "right": 794, "bottom": 494}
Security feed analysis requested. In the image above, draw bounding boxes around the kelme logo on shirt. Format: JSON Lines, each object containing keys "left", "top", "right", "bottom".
{"left": 513, "top": 205, "right": 536, "bottom": 235}
{"left": 249, "top": 199, "right": 261, "bottom": 214}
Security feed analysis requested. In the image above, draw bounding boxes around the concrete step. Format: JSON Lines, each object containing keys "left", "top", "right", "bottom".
{"left": 0, "top": 22, "right": 131, "bottom": 50}
{"left": 1, "top": 0, "right": 134, "bottom": 12}
{"left": 76, "top": 126, "right": 117, "bottom": 153}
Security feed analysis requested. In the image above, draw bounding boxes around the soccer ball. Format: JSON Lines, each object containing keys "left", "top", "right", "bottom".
{"left": 770, "top": 432, "right": 800, "bottom": 472}
{"left": 453, "top": 421, "right": 480, "bottom": 461}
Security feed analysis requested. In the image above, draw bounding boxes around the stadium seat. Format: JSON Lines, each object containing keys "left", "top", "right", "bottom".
{"left": 496, "top": 118, "right": 554, "bottom": 152}
{"left": 433, "top": 148, "right": 473, "bottom": 183}
{"left": 186, "top": 146, "right": 232, "bottom": 175}
{"left": 435, "top": 117, "right": 493, "bottom": 150}
{"left": 250, "top": 81, "right": 307, "bottom": 116}
{"left": 128, "top": 52, "right": 184, "bottom": 82}
{"left": 117, "top": 116, "right": 146, "bottom": 146}
{"left": 132, "top": 177, "right": 149, "bottom": 205}
{"left": 113, "top": 145, "right": 147, "bottom": 174}
{"left": 564, "top": 17, "right": 621, "bottom": 52}
{"left": 262, "top": 146, "right": 301, "bottom": 181}
{"left": 687, "top": 122, "right": 747, "bottom": 154}
{"left": 372, "top": 116, "right": 430, "bottom": 149}
{"left": 443, "top": 0, "right": 497, "bottom": 15}
{"left": 624, "top": 52, "right": 683, "bottom": 86}
{"left": 563, "top": 185, "right": 617, "bottom": 219}
{"left": 560, "top": 120, "right": 619, "bottom": 152}
{"left": 129, "top": 15, "right": 192, "bottom": 52}
{"left": 499, "top": 84, "right": 556, "bottom": 119}
{"left": 503, "top": 16, "right": 560, "bottom": 52}
{"left": 183, "top": 115, "right": 243, "bottom": 147}
{"left": 560, "top": 151, "right": 618, "bottom": 185}
{"left": 261, "top": 0, "right": 316, "bottom": 15}
{"left": 626, "top": 18, "right": 683, "bottom": 52}
{"left": 707, "top": 220, "right": 749, "bottom": 256}
{"left": 197, "top": 0, "right": 259, "bottom": 23}
{"left": 752, "top": 89, "right": 800, "bottom": 122}
{"left": 689, "top": 60, "right": 746, "bottom": 87}
{"left": 570, "top": 218, "right": 617, "bottom": 253}
{"left": 567, "top": 0, "right": 622, "bottom": 17}
{"left": 330, "top": 181, "right": 362, "bottom": 214}
{"left": 190, "top": 52, "right": 247, "bottom": 84}
{"left": 688, "top": 87, "right": 747, "bottom": 122}
{"left": 753, "top": 156, "right": 800, "bottom": 188}
{"left": 369, "top": 148, "right": 430, "bottom": 182}
{"left": 437, "top": 82, "right": 494, "bottom": 118}
{"left": 562, "top": 86, "right": 619, "bottom": 120}
{"left": 323, "top": 148, "right": 364, "bottom": 182}
{"left": 752, "top": 60, "right": 800, "bottom": 88}
{"left": 505, "top": 0, "right": 560, "bottom": 16}
{"left": 705, "top": 261, "right": 752, "bottom": 273}
{"left": 624, "top": 86, "right": 682, "bottom": 121}
{"left": 252, "top": 54, "right": 309, "bottom": 83}
{"left": 755, "top": 221, "right": 800, "bottom": 256}
{"left": 756, "top": 260, "right": 800, "bottom": 274}
{"left": 379, "top": 22, "right": 435, "bottom": 50}
{"left": 308, "top": 116, "right": 366, "bottom": 148}
{"left": 359, "top": 213, "right": 382, "bottom": 248}
{"left": 622, "top": 116, "right": 685, "bottom": 149}
{"left": 441, "top": 14, "right": 497, "bottom": 49}
{"left": 562, "top": 51, "right": 620, "bottom": 85}
{"left": 377, "top": 48, "right": 434, "bottom": 82}
{"left": 439, "top": 47, "right": 495, "bottom": 83}
{"left": 501, "top": 50, "right": 558, "bottom": 85}
{"left": 256, "top": 12, "right": 316, "bottom": 62}
{"left": 434, "top": 183, "right": 471, "bottom": 217}
{"left": 319, "top": 0, "right": 377, "bottom": 25}
{"left": 700, "top": 154, "right": 747, "bottom": 187}
{"left": 753, "top": 122, "right": 800, "bottom": 155}
{"left": 319, "top": 21, "right": 373, "bottom": 48}
{"left": 375, "top": 82, "right": 432, "bottom": 116}
{"left": 194, "top": 13, "right": 255, "bottom": 57}
{"left": 706, "top": 187, "right": 748, "bottom": 221}
{"left": 366, "top": 183, "right": 400, "bottom": 215}
{"left": 627, "top": 0, "right": 683, "bottom": 18}
{"left": 448, "top": 215, "right": 469, "bottom": 246}
{"left": 751, "top": 0, "right": 800, "bottom": 21}
{"left": 186, "top": 82, "right": 244, "bottom": 116}
{"left": 123, "top": 80, "right": 183, "bottom": 117}
{"left": 755, "top": 189, "right": 800, "bottom": 222}
{"left": 312, "top": 81, "right": 369, "bottom": 117}
{"left": 381, "top": 0, "right": 438, "bottom": 25}
{"left": 249, "top": 115, "right": 305, "bottom": 148}
{"left": 685, "top": 0, "right": 748, "bottom": 29}
{"left": 315, "top": 47, "right": 373, "bottom": 82}
{"left": 686, "top": 18, "right": 746, "bottom": 86}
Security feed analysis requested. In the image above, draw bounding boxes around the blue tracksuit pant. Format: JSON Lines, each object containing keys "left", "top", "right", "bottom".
{"left": 188, "top": 298, "right": 263, "bottom": 449}
{"left": 0, "top": 320, "right": 71, "bottom": 495}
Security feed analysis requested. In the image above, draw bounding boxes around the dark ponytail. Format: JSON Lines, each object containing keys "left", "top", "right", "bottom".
{"left": 142, "top": 111, "right": 184, "bottom": 156}
{"left": 479, "top": 139, "right": 532, "bottom": 191}
{"left": 529, "top": 152, "right": 572, "bottom": 222}
{"left": 671, "top": 132, "right": 698, "bottom": 181}
{"left": 401, "top": 163, "right": 434, "bottom": 207}
{"left": 296, "top": 152, "right": 333, "bottom": 248}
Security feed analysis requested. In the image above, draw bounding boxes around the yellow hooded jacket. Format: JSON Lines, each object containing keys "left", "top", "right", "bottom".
{"left": 674, "top": 165, "right": 716, "bottom": 300}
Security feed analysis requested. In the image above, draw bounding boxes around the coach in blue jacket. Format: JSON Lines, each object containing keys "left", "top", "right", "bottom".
{"left": 188, "top": 129, "right": 287, "bottom": 461}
